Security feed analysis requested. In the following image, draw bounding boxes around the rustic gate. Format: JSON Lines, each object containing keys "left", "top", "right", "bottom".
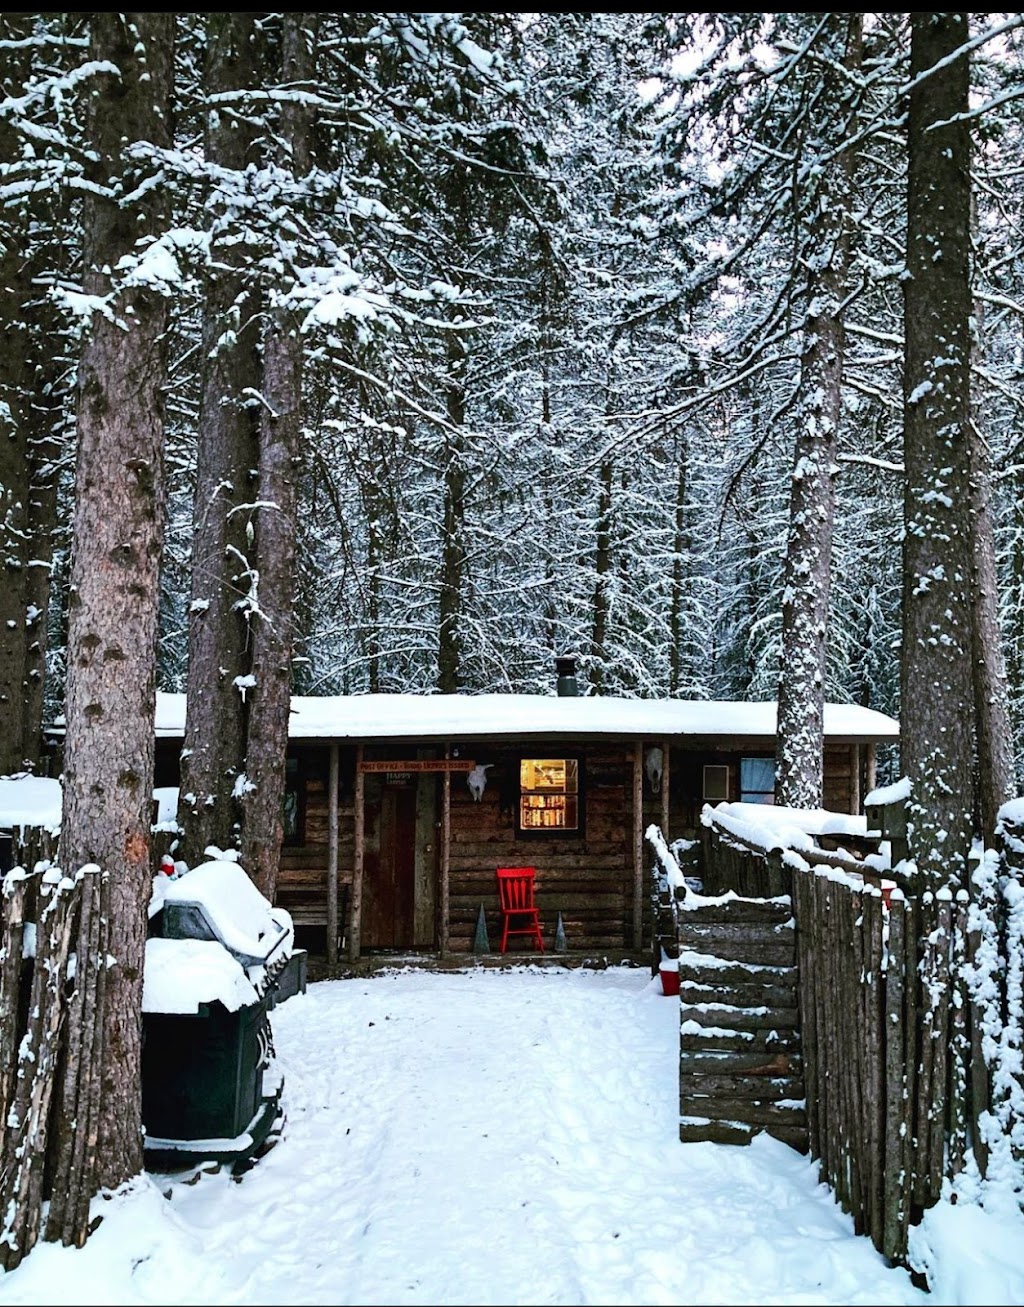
{"left": 649, "top": 808, "right": 1024, "bottom": 1267}
{"left": 676, "top": 893, "right": 806, "bottom": 1151}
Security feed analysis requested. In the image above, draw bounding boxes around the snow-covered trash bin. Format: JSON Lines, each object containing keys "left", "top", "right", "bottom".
{"left": 154, "top": 857, "right": 305, "bottom": 1003}
{"left": 142, "top": 860, "right": 306, "bottom": 1171}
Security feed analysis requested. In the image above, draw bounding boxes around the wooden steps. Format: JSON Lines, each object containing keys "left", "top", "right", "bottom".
{"left": 677, "top": 896, "right": 807, "bottom": 1152}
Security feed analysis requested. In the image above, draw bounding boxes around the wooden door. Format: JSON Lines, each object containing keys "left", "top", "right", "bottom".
{"left": 362, "top": 782, "right": 417, "bottom": 948}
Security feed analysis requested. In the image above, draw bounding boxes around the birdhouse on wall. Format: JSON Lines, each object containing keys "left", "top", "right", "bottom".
{"left": 644, "top": 746, "right": 664, "bottom": 796}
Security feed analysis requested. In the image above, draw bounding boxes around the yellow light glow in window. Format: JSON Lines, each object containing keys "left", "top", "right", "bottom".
{"left": 520, "top": 759, "right": 578, "bottom": 830}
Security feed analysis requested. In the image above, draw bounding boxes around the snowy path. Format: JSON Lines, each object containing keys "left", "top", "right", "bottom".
{"left": 0, "top": 965, "right": 928, "bottom": 1306}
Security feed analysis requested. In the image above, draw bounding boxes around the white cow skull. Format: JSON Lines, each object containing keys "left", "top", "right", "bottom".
{"left": 645, "top": 746, "right": 664, "bottom": 796}
{"left": 466, "top": 763, "right": 493, "bottom": 802}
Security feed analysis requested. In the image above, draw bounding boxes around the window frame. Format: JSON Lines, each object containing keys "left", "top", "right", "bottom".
{"left": 282, "top": 753, "right": 307, "bottom": 846}
{"left": 702, "top": 764, "right": 729, "bottom": 803}
{"left": 739, "top": 755, "right": 776, "bottom": 806}
{"left": 516, "top": 753, "right": 584, "bottom": 839}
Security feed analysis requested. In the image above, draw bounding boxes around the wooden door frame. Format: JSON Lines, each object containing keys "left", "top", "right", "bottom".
{"left": 349, "top": 743, "right": 460, "bottom": 960}
{"left": 349, "top": 744, "right": 365, "bottom": 961}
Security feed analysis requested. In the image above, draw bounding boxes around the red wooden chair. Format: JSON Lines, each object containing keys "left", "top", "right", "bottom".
{"left": 496, "top": 866, "right": 544, "bottom": 953}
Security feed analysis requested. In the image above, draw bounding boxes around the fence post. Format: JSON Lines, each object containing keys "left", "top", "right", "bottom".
{"left": 882, "top": 891, "right": 910, "bottom": 1263}
{"left": 948, "top": 889, "right": 971, "bottom": 1179}
{"left": 0, "top": 870, "right": 33, "bottom": 1138}
{"left": 925, "top": 891, "right": 953, "bottom": 1203}
{"left": 793, "top": 866, "right": 819, "bottom": 1158}
{"left": 0, "top": 871, "right": 80, "bottom": 1271}
{"left": 985, "top": 813, "right": 1024, "bottom": 1175}
{"left": 766, "top": 848, "right": 785, "bottom": 898}
{"left": 862, "top": 886, "right": 885, "bottom": 1250}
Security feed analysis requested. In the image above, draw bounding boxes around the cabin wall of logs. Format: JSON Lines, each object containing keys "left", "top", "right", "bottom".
{"left": 669, "top": 742, "right": 871, "bottom": 835}
{"left": 150, "top": 736, "right": 877, "bottom": 961}
{"left": 696, "top": 812, "right": 1024, "bottom": 1267}
{"left": 277, "top": 745, "right": 354, "bottom": 940}
{"left": 446, "top": 743, "right": 640, "bottom": 954}
{"left": 229, "top": 740, "right": 662, "bottom": 957}
{"left": 229, "top": 741, "right": 654, "bottom": 957}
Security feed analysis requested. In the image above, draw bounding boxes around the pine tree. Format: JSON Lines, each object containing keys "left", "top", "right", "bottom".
{"left": 0, "top": 14, "right": 75, "bottom": 774}
{"left": 900, "top": 12, "right": 974, "bottom": 887}
{"left": 50, "top": 8, "right": 175, "bottom": 1224}
{"left": 176, "top": 13, "right": 267, "bottom": 866}
{"left": 776, "top": 16, "right": 863, "bottom": 808}
{"left": 242, "top": 12, "right": 321, "bottom": 899}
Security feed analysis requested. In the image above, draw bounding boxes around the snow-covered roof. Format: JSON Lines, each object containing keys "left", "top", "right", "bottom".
{"left": 153, "top": 691, "right": 898, "bottom": 744}
{"left": 865, "top": 776, "right": 912, "bottom": 807}
{"left": 0, "top": 775, "right": 62, "bottom": 834}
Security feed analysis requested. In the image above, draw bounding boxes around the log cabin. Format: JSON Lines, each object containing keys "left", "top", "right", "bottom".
{"left": 152, "top": 664, "right": 899, "bottom": 963}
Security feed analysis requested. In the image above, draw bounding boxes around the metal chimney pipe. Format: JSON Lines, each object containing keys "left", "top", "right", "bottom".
{"left": 555, "top": 655, "right": 579, "bottom": 697}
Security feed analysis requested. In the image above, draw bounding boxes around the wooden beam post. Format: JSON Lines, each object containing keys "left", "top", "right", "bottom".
{"left": 413, "top": 748, "right": 438, "bottom": 949}
{"left": 660, "top": 737, "right": 671, "bottom": 841}
{"left": 633, "top": 740, "right": 644, "bottom": 951}
{"left": 440, "top": 744, "right": 451, "bottom": 958}
{"left": 327, "top": 743, "right": 339, "bottom": 966}
{"left": 349, "top": 743, "right": 364, "bottom": 962}
{"left": 850, "top": 743, "right": 861, "bottom": 816}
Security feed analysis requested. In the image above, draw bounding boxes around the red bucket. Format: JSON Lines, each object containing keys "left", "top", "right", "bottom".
{"left": 659, "top": 962, "right": 680, "bottom": 997}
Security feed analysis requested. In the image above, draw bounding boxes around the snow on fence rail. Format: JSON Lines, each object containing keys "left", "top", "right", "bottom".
{"left": 646, "top": 823, "right": 696, "bottom": 973}
{"left": 695, "top": 801, "right": 1024, "bottom": 1266}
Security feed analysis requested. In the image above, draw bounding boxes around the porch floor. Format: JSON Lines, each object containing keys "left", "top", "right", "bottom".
{"left": 305, "top": 948, "right": 648, "bottom": 984}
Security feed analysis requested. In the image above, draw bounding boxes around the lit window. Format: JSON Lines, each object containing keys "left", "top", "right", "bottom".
{"left": 520, "top": 758, "right": 579, "bottom": 830}
{"left": 703, "top": 764, "right": 729, "bottom": 802}
{"left": 740, "top": 757, "right": 776, "bottom": 805}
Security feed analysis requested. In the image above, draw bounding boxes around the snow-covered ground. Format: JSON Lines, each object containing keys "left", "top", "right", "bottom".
{"left": 0, "top": 964, "right": 1020, "bottom": 1306}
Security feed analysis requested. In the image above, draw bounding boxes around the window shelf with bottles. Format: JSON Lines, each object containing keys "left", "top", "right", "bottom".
{"left": 519, "top": 758, "right": 580, "bottom": 833}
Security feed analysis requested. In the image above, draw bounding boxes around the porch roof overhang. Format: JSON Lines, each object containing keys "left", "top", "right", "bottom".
{"left": 152, "top": 692, "right": 899, "bottom": 748}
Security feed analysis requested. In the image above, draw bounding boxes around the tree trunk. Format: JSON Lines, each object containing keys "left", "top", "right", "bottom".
{"left": 775, "top": 15, "right": 861, "bottom": 809}
{"left": 366, "top": 492, "right": 384, "bottom": 693}
{"left": 0, "top": 15, "right": 60, "bottom": 776}
{"left": 537, "top": 291, "right": 560, "bottom": 661}
{"left": 968, "top": 300, "right": 1016, "bottom": 839}
{"left": 669, "top": 431, "right": 689, "bottom": 696}
{"left": 242, "top": 13, "right": 319, "bottom": 900}
{"left": 19, "top": 432, "right": 58, "bottom": 771}
{"left": 1007, "top": 476, "right": 1024, "bottom": 789}
{"left": 591, "top": 456, "right": 614, "bottom": 692}
{"left": 900, "top": 12, "right": 974, "bottom": 889}
{"left": 177, "top": 12, "right": 265, "bottom": 866}
{"left": 54, "top": 11, "right": 174, "bottom": 1194}
{"left": 438, "top": 336, "right": 467, "bottom": 694}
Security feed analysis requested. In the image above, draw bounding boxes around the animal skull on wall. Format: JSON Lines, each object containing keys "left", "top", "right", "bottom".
{"left": 644, "top": 746, "right": 664, "bottom": 796}
{"left": 466, "top": 763, "right": 493, "bottom": 802}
